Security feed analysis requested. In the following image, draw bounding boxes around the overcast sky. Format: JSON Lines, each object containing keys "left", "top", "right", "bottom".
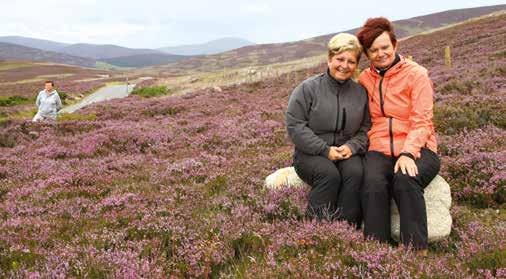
{"left": 1, "top": 0, "right": 504, "bottom": 48}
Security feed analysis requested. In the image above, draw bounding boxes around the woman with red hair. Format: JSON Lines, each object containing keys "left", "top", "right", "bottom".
{"left": 356, "top": 18, "right": 440, "bottom": 254}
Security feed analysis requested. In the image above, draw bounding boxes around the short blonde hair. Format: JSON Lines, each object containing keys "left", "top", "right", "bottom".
{"left": 327, "top": 33, "right": 362, "bottom": 61}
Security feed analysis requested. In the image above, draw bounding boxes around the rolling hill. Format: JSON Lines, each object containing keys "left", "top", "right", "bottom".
{"left": 0, "top": 42, "right": 96, "bottom": 68}
{"left": 0, "top": 36, "right": 70, "bottom": 52}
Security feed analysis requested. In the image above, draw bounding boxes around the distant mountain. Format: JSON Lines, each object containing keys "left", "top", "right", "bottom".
{"left": 158, "top": 4, "right": 506, "bottom": 72}
{"left": 0, "top": 36, "right": 70, "bottom": 52}
{"left": 58, "top": 44, "right": 165, "bottom": 60}
{"left": 158, "top": 37, "right": 255, "bottom": 56}
{"left": 0, "top": 36, "right": 170, "bottom": 61}
{"left": 100, "top": 53, "right": 189, "bottom": 68}
{"left": 0, "top": 42, "right": 96, "bottom": 68}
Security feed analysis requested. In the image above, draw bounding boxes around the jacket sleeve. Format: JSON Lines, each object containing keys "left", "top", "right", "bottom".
{"left": 286, "top": 83, "right": 330, "bottom": 157}
{"left": 55, "top": 93, "right": 62, "bottom": 112}
{"left": 35, "top": 92, "right": 41, "bottom": 108}
{"left": 345, "top": 94, "right": 371, "bottom": 155}
{"left": 401, "top": 70, "right": 434, "bottom": 158}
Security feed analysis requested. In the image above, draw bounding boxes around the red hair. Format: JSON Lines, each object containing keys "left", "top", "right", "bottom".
{"left": 356, "top": 17, "right": 397, "bottom": 51}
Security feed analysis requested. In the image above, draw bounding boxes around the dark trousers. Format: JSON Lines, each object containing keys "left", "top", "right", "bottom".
{"left": 361, "top": 148, "right": 440, "bottom": 249}
{"left": 293, "top": 151, "right": 363, "bottom": 227}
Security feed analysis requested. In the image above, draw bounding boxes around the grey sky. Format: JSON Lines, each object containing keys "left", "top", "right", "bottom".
{"left": 1, "top": 0, "right": 504, "bottom": 48}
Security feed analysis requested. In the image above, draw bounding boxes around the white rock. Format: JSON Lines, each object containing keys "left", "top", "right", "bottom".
{"left": 265, "top": 167, "right": 452, "bottom": 242}
{"left": 391, "top": 175, "right": 452, "bottom": 243}
{"left": 265, "top": 167, "right": 306, "bottom": 190}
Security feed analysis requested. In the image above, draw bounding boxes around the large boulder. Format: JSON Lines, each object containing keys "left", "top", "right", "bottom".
{"left": 391, "top": 175, "right": 452, "bottom": 243}
{"left": 265, "top": 167, "right": 452, "bottom": 242}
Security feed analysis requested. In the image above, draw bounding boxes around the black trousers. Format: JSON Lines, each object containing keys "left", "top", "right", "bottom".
{"left": 361, "top": 148, "right": 440, "bottom": 249}
{"left": 293, "top": 151, "right": 363, "bottom": 227}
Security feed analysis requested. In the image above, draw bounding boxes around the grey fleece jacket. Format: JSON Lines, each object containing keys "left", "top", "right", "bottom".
{"left": 286, "top": 69, "right": 371, "bottom": 157}
{"left": 35, "top": 90, "right": 62, "bottom": 119}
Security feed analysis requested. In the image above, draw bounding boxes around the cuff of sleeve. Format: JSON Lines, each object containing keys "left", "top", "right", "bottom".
{"left": 344, "top": 142, "right": 357, "bottom": 155}
{"left": 399, "top": 152, "right": 415, "bottom": 160}
{"left": 320, "top": 146, "right": 330, "bottom": 158}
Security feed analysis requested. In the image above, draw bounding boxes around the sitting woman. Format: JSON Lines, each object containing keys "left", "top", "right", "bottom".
{"left": 286, "top": 33, "right": 371, "bottom": 226}
{"left": 356, "top": 17, "right": 440, "bottom": 253}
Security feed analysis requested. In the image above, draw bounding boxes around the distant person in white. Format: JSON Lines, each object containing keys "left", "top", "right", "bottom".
{"left": 32, "top": 80, "right": 62, "bottom": 122}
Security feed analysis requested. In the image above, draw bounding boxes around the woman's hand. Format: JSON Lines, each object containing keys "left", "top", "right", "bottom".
{"left": 328, "top": 146, "right": 342, "bottom": 161}
{"left": 327, "top": 145, "right": 352, "bottom": 161}
{"left": 336, "top": 145, "right": 352, "bottom": 159}
{"left": 394, "top": 155, "right": 418, "bottom": 177}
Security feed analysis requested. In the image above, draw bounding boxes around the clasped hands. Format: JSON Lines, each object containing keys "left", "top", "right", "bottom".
{"left": 327, "top": 145, "right": 352, "bottom": 161}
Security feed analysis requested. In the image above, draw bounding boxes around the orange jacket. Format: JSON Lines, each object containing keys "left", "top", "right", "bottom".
{"left": 359, "top": 56, "right": 437, "bottom": 159}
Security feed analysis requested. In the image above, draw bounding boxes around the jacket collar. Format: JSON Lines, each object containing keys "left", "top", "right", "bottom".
{"left": 325, "top": 68, "right": 350, "bottom": 89}
{"left": 369, "top": 54, "right": 408, "bottom": 78}
{"left": 44, "top": 90, "right": 56, "bottom": 96}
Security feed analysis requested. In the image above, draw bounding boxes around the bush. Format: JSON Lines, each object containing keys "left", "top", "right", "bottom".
{"left": 0, "top": 96, "right": 31, "bottom": 107}
{"left": 0, "top": 132, "right": 17, "bottom": 148}
{"left": 434, "top": 103, "right": 506, "bottom": 135}
{"left": 58, "top": 91, "right": 68, "bottom": 104}
{"left": 131, "top": 86, "right": 169, "bottom": 98}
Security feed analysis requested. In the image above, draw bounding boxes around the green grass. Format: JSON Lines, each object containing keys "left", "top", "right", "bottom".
{"left": 467, "top": 248, "right": 506, "bottom": 275}
{"left": 205, "top": 176, "right": 228, "bottom": 197}
{"left": 0, "top": 61, "right": 34, "bottom": 71}
{"left": 0, "top": 240, "right": 43, "bottom": 273}
{"left": 57, "top": 113, "right": 97, "bottom": 122}
{"left": 94, "top": 61, "right": 131, "bottom": 71}
{"left": 489, "top": 50, "right": 506, "bottom": 60}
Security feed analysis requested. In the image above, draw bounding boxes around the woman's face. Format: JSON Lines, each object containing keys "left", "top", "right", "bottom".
{"left": 327, "top": 50, "right": 358, "bottom": 81}
{"left": 366, "top": 31, "right": 397, "bottom": 69}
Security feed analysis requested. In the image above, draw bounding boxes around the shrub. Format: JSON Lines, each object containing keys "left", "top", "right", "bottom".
{"left": 0, "top": 96, "right": 31, "bottom": 107}
{"left": 58, "top": 91, "right": 68, "bottom": 104}
{"left": 131, "top": 86, "right": 169, "bottom": 98}
{"left": 434, "top": 102, "right": 506, "bottom": 135}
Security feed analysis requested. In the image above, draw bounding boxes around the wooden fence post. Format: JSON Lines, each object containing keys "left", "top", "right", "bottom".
{"left": 444, "top": 46, "right": 452, "bottom": 68}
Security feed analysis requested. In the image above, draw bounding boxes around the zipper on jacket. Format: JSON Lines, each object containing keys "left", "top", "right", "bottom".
{"left": 379, "top": 77, "right": 386, "bottom": 116}
{"left": 380, "top": 76, "right": 394, "bottom": 156}
{"left": 389, "top": 117, "right": 394, "bottom": 157}
{"left": 333, "top": 90, "right": 340, "bottom": 146}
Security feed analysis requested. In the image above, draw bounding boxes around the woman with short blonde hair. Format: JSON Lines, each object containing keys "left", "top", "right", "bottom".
{"left": 286, "top": 33, "right": 371, "bottom": 224}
